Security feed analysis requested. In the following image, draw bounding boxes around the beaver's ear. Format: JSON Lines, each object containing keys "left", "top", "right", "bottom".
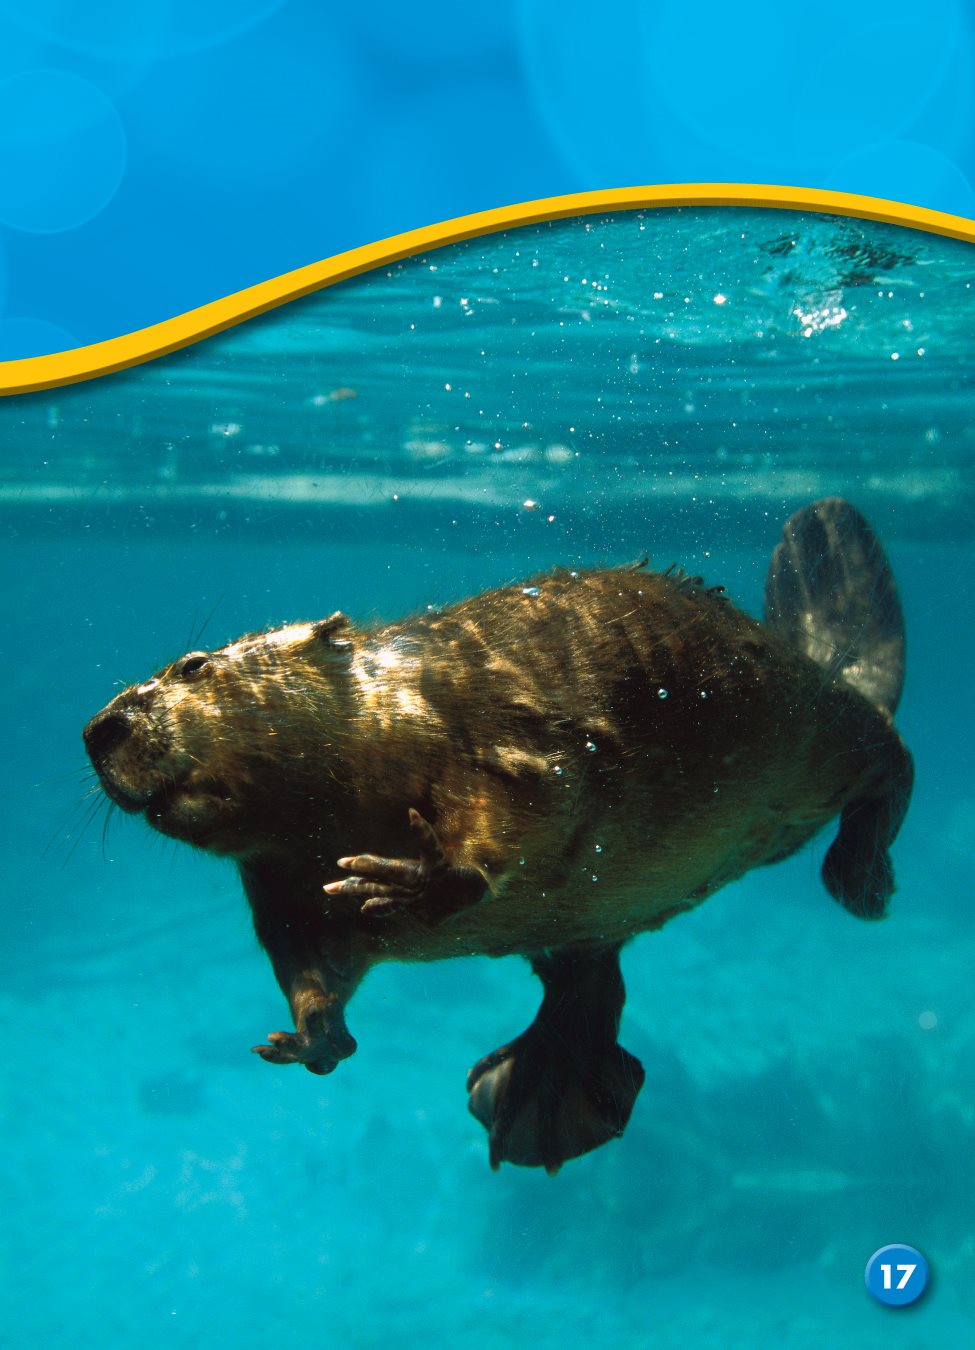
{"left": 312, "top": 612, "right": 352, "bottom": 648}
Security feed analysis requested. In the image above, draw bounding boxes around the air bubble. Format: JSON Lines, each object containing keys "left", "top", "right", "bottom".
{"left": 658, "top": 688, "right": 669, "bottom": 699}
{"left": 585, "top": 740, "right": 598, "bottom": 752}
{"left": 594, "top": 844, "right": 603, "bottom": 854}
{"left": 522, "top": 586, "right": 541, "bottom": 597}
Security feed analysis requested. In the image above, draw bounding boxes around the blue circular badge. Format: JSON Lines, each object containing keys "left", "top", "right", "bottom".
{"left": 865, "top": 1245, "right": 929, "bottom": 1307}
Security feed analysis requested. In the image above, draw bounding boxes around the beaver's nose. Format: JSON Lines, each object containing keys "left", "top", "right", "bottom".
{"left": 83, "top": 710, "right": 131, "bottom": 763}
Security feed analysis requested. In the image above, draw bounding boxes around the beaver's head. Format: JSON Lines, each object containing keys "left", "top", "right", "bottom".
{"left": 83, "top": 612, "right": 354, "bottom": 857}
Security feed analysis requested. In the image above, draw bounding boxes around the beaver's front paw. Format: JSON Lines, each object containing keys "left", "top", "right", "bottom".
{"left": 324, "top": 808, "right": 487, "bottom": 922}
{"left": 251, "top": 1005, "right": 357, "bottom": 1076}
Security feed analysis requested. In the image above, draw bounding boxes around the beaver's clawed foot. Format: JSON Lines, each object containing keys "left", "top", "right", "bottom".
{"left": 467, "top": 1026, "right": 645, "bottom": 1174}
{"left": 251, "top": 999, "right": 357, "bottom": 1076}
{"left": 324, "top": 808, "right": 487, "bottom": 922}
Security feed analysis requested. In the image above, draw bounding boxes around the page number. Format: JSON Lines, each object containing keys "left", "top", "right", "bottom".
{"left": 865, "top": 1245, "right": 929, "bottom": 1307}
{"left": 880, "top": 1263, "right": 915, "bottom": 1290}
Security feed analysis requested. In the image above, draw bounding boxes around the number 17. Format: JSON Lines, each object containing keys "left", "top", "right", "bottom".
{"left": 880, "top": 1263, "right": 916, "bottom": 1290}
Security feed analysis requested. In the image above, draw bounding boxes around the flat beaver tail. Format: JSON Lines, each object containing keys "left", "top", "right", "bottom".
{"left": 764, "top": 496, "right": 906, "bottom": 715}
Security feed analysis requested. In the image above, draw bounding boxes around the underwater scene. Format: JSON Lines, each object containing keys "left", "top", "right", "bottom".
{"left": 2, "top": 207, "right": 974, "bottom": 1346}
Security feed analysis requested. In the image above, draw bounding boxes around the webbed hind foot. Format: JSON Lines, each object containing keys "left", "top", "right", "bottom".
{"left": 822, "top": 732, "right": 914, "bottom": 919}
{"left": 467, "top": 1029, "right": 645, "bottom": 1174}
{"left": 466, "top": 945, "right": 645, "bottom": 1173}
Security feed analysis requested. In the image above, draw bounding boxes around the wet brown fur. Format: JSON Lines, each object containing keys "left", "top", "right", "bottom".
{"left": 84, "top": 525, "right": 912, "bottom": 1169}
{"left": 89, "top": 566, "right": 904, "bottom": 948}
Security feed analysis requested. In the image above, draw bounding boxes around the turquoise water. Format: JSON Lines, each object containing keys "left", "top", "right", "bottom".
{"left": 2, "top": 208, "right": 974, "bottom": 1346}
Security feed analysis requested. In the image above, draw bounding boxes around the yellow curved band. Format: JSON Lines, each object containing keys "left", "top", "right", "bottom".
{"left": 3, "top": 183, "right": 974, "bottom": 396}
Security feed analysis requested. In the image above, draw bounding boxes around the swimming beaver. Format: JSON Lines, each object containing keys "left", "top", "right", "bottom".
{"left": 84, "top": 497, "right": 912, "bottom": 1174}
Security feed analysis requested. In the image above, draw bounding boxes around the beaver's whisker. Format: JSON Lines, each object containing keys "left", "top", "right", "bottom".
{"left": 182, "top": 607, "right": 200, "bottom": 657}
{"left": 188, "top": 592, "right": 226, "bottom": 652}
{"left": 25, "top": 764, "right": 101, "bottom": 791}
{"left": 100, "top": 800, "right": 117, "bottom": 860}
{"left": 58, "top": 794, "right": 109, "bottom": 869}
{"left": 44, "top": 788, "right": 102, "bottom": 858}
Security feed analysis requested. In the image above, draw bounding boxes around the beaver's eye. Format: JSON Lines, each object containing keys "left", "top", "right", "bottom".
{"left": 179, "top": 653, "right": 211, "bottom": 680}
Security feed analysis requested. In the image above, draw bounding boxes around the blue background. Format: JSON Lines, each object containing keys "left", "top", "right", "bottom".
{"left": 0, "top": 0, "right": 973, "bottom": 358}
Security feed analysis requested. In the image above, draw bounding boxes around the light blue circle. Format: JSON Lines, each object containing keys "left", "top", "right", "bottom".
{"left": 517, "top": 0, "right": 974, "bottom": 195}
{"left": 0, "top": 0, "right": 288, "bottom": 60}
{"left": 865, "top": 1244, "right": 929, "bottom": 1307}
{"left": 642, "top": 0, "right": 964, "bottom": 178}
{"left": 0, "top": 70, "right": 127, "bottom": 234}
{"left": 0, "top": 318, "right": 75, "bottom": 359}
